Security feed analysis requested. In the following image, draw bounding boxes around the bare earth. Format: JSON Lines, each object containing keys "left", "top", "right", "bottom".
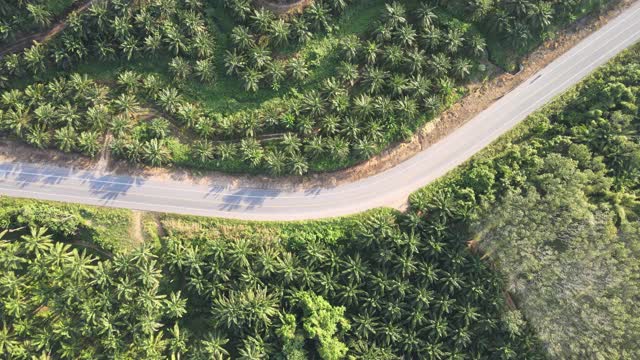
{"left": 0, "top": 0, "right": 634, "bottom": 192}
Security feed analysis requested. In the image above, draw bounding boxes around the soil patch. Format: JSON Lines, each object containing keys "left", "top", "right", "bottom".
{"left": 254, "top": 0, "right": 314, "bottom": 16}
{"left": 130, "top": 211, "right": 145, "bottom": 246}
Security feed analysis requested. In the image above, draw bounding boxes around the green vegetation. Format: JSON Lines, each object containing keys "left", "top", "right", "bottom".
{"left": 0, "top": 0, "right": 615, "bottom": 175}
{"left": 0, "top": 0, "right": 78, "bottom": 46}
{"left": 0, "top": 196, "right": 134, "bottom": 253}
{"left": 3, "top": 33, "right": 640, "bottom": 360}
{"left": 412, "top": 43, "right": 640, "bottom": 358}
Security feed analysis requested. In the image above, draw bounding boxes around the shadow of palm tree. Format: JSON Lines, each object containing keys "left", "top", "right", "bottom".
{"left": 80, "top": 173, "right": 146, "bottom": 202}
{"left": 219, "top": 187, "right": 282, "bottom": 211}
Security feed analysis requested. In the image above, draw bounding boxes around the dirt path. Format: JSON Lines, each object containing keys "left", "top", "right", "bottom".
{"left": 129, "top": 211, "right": 145, "bottom": 246}
{"left": 0, "top": 0, "right": 96, "bottom": 57}
{"left": 254, "top": 0, "right": 314, "bottom": 15}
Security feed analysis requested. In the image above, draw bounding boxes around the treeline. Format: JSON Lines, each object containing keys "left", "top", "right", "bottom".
{"left": 411, "top": 43, "right": 640, "bottom": 358}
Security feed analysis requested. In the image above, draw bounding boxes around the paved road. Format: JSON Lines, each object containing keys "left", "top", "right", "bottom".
{"left": 2, "top": 3, "right": 640, "bottom": 220}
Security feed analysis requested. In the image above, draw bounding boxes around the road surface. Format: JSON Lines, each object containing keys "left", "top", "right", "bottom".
{"left": 2, "top": 3, "right": 640, "bottom": 220}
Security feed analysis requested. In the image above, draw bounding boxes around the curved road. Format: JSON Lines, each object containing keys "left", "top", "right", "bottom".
{"left": 2, "top": 3, "right": 640, "bottom": 220}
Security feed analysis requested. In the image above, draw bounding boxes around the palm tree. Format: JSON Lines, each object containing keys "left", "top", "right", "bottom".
{"left": 86, "top": 105, "right": 112, "bottom": 131}
{"left": 78, "top": 131, "right": 101, "bottom": 157}
{"left": 109, "top": 114, "right": 132, "bottom": 138}
{"left": 54, "top": 126, "right": 77, "bottom": 153}
{"left": 354, "top": 137, "right": 376, "bottom": 159}
{"left": 231, "top": 25, "right": 255, "bottom": 50}
{"left": 416, "top": 4, "right": 438, "bottom": 27}
{"left": 306, "top": 2, "right": 330, "bottom": 31}
{"left": 144, "top": 32, "right": 163, "bottom": 54}
{"left": 405, "top": 48, "right": 427, "bottom": 74}
{"left": 446, "top": 27, "right": 466, "bottom": 54}
{"left": 265, "top": 149, "right": 286, "bottom": 176}
{"left": 192, "top": 140, "right": 214, "bottom": 164}
{"left": 384, "top": 44, "right": 405, "bottom": 68}
{"left": 337, "top": 61, "right": 359, "bottom": 86}
{"left": 242, "top": 68, "right": 263, "bottom": 92}
{"left": 250, "top": 46, "right": 271, "bottom": 70}
{"left": 20, "top": 226, "right": 53, "bottom": 256}
{"left": 383, "top": 2, "right": 407, "bottom": 28}
{"left": 364, "top": 67, "right": 387, "bottom": 95}
{"left": 224, "top": 50, "right": 247, "bottom": 76}
{"left": 191, "top": 31, "right": 215, "bottom": 59}
{"left": 304, "top": 136, "right": 325, "bottom": 159}
{"left": 266, "top": 61, "right": 286, "bottom": 90}
{"left": 158, "top": 88, "right": 183, "bottom": 114}
{"left": 195, "top": 58, "right": 215, "bottom": 83}
{"left": 467, "top": 34, "right": 487, "bottom": 58}
{"left": 4, "top": 104, "right": 32, "bottom": 137}
{"left": 288, "top": 58, "right": 309, "bottom": 81}
{"left": 113, "top": 93, "right": 140, "bottom": 117}
{"left": 340, "top": 35, "right": 360, "bottom": 62}
{"left": 320, "top": 115, "right": 340, "bottom": 135}
{"left": 33, "top": 103, "right": 57, "bottom": 125}
{"left": 362, "top": 41, "right": 380, "bottom": 65}
{"left": 507, "top": 22, "right": 531, "bottom": 50}
{"left": 143, "top": 138, "right": 172, "bottom": 166}
{"left": 326, "top": 136, "right": 350, "bottom": 161}
{"left": 250, "top": 8, "right": 274, "bottom": 33}
{"left": 288, "top": 153, "right": 308, "bottom": 175}
{"left": 281, "top": 133, "right": 302, "bottom": 155}
{"left": 23, "top": 42, "right": 47, "bottom": 74}
{"left": 429, "top": 53, "right": 451, "bottom": 77}
{"left": 269, "top": 19, "right": 290, "bottom": 46}
{"left": 198, "top": 332, "right": 230, "bottom": 358}
{"left": 452, "top": 58, "right": 472, "bottom": 80}
{"left": 26, "top": 3, "right": 52, "bottom": 27}
{"left": 117, "top": 71, "right": 141, "bottom": 93}
{"left": 216, "top": 143, "right": 237, "bottom": 161}
{"left": 529, "top": 2, "right": 553, "bottom": 31}
{"left": 169, "top": 57, "right": 193, "bottom": 81}
{"left": 120, "top": 37, "right": 138, "bottom": 60}
{"left": 164, "top": 22, "right": 189, "bottom": 55}
{"left": 292, "top": 17, "right": 312, "bottom": 43}
{"left": 395, "top": 25, "right": 417, "bottom": 47}
{"left": 240, "top": 138, "right": 264, "bottom": 167}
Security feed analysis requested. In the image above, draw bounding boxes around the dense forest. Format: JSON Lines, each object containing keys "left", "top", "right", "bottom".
{"left": 2, "top": 39, "right": 640, "bottom": 359}
{"left": 0, "top": 0, "right": 616, "bottom": 175}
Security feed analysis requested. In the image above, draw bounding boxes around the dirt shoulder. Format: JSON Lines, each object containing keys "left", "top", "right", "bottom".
{"left": 0, "top": 0, "right": 635, "bottom": 191}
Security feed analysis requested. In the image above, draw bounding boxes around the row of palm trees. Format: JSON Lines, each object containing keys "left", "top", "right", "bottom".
{"left": 1, "top": 0, "right": 216, "bottom": 84}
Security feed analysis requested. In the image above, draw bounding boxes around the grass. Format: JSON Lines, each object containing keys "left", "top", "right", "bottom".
{"left": 0, "top": 196, "right": 137, "bottom": 253}
{"left": 46, "top": 0, "right": 80, "bottom": 16}
{"left": 156, "top": 207, "right": 397, "bottom": 247}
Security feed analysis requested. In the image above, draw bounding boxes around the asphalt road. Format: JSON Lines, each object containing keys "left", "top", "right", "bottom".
{"left": 2, "top": 3, "right": 640, "bottom": 221}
